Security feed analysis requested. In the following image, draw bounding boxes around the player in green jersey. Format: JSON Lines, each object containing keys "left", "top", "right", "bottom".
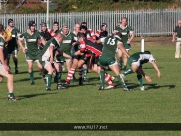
{"left": 56, "top": 25, "right": 77, "bottom": 72}
{"left": 98, "top": 32, "right": 131, "bottom": 91}
{"left": 0, "top": 24, "right": 18, "bottom": 101}
{"left": 120, "top": 51, "right": 161, "bottom": 91}
{"left": 38, "top": 32, "right": 71, "bottom": 91}
{"left": 114, "top": 17, "right": 135, "bottom": 70}
{"left": 6, "top": 19, "right": 21, "bottom": 74}
{"left": 18, "top": 21, "right": 46, "bottom": 85}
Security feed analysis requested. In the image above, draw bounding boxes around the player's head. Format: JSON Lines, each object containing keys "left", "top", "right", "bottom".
{"left": 178, "top": 20, "right": 181, "bottom": 26}
{"left": 62, "top": 24, "right": 69, "bottom": 35}
{"left": 144, "top": 51, "right": 151, "bottom": 54}
{"left": 77, "top": 32, "right": 86, "bottom": 42}
{"left": 53, "top": 21, "right": 59, "bottom": 30}
{"left": 80, "top": 25, "right": 87, "bottom": 34}
{"left": 0, "top": 24, "right": 4, "bottom": 35}
{"left": 8, "top": 19, "right": 14, "bottom": 27}
{"left": 101, "top": 23, "right": 107, "bottom": 31}
{"left": 55, "top": 32, "right": 63, "bottom": 43}
{"left": 74, "top": 22, "right": 80, "bottom": 32}
{"left": 28, "top": 21, "right": 36, "bottom": 31}
{"left": 121, "top": 17, "right": 127, "bottom": 26}
{"left": 115, "top": 32, "right": 122, "bottom": 39}
{"left": 81, "top": 22, "right": 87, "bottom": 27}
{"left": 40, "top": 22, "right": 47, "bottom": 32}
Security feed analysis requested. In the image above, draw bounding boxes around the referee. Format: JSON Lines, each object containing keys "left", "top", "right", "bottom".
{"left": 172, "top": 20, "right": 181, "bottom": 59}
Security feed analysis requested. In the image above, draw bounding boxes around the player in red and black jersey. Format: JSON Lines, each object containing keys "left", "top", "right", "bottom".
{"left": 81, "top": 22, "right": 96, "bottom": 40}
{"left": 48, "top": 21, "right": 60, "bottom": 38}
{"left": 95, "top": 23, "right": 108, "bottom": 40}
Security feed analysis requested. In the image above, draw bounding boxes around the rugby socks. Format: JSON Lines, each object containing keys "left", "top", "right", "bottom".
{"left": 123, "top": 65, "right": 127, "bottom": 70}
{"left": 117, "top": 76, "right": 127, "bottom": 88}
{"left": 104, "top": 73, "right": 114, "bottom": 86}
{"left": 137, "top": 75, "right": 143, "bottom": 87}
{"left": 105, "top": 72, "right": 114, "bottom": 81}
{"left": 123, "top": 68, "right": 133, "bottom": 76}
{"left": 14, "top": 59, "right": 18, "bottom": 70}
{"left": 46, "top": 74, "right": 52, "bottom": 89}
{"left": 9, "top": 93, "right": 14, "bottom": 97}
{"left": 66, "top": 68, "right": 75, "bottom": 83}
{"left": 79, "top": 67, "right": 83, "bottom": 78}
{"left": 83, "top": 68, "right": 87, "bottom": 78}
{"left": 57, "top": 72, "right": 62, "bottom": 83}
{"left": 41, "top": 74, "right": 45, "bottom": 78}
{"left": 100, "top": 71, "right": 105, "bottom": 87}
{"left": 29, "top": 72, "right": 34, "bottom": 82}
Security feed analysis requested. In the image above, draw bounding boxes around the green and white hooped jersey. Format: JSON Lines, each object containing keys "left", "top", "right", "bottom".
{"left": 60, "top": 31, "right": 77, "bottom": 53}
{"left": 114, "top": 25, "right": 134, "bottom": 43}
{"left": 129, "top": 52, "right": 155, "bottom": 66}
{"left": 39, "top": 38, "right": 61, "bottom": 61}
{"left": 0, "top": 35, "right": 4, "bottom": 49}
{"left": 19, "top": 30, "right": 42, "bottom": 52}
{"left": 0, "top": 35, "right": 5, "bottom": 63}
{"left": 100, "top": 35, "right": 123, "bottom": 56}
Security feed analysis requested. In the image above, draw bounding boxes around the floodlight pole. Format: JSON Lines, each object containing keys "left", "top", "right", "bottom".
{"left": 46, "top": 0, "right": 49, "bottom": 28}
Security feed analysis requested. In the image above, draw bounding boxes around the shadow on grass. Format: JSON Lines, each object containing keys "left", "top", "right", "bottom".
{"left": 16, "top": 70, "right": 40, "bottom": 75}
{"left": 127, "top": 83, "right": 175, "bottom": 90}
{"left": 14, "top": 77, "right": 43, "bottom": 82}
{"left": 18, "top": 92, "right": 58, "bottom": 100}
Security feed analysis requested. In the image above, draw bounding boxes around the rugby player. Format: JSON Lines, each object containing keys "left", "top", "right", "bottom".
{"left": 6, "top": 19, "right": 20, "bottom": 74}
{"left": 98, "top": 32, "right": 131, "bottom": 90}
{"left": 38, "top": 32, "right": 71, "bottom": 91}
{"left": 120, "top": 51, "right": 161, "bottom": 91}
{"left": 114, "top": 17, "right": 134, "bottom": 70}
{"left": 0, "top": 24, "right": 18, "bottom": 101}
{"left": 18, "top": 21, "right": 46, "bottom": 85}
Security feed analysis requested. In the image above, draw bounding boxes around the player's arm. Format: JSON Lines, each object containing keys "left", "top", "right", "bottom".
{"left": 49, "top": 43, "right": 55, "bottom": 63}
{"left": 137, "top": 66, "right": 152, "bottom": 82}
{"left": 172, "top": 32, "right": 176, "bottom": 42}
{"left": 56, "top": 48, "right": 72, "bottom": 59}
{"left": 127, "top": 27, "right": 134, "bottom": 44}
{"left": 117, "top": 42, "right": 130, "bottom": 58}
{"left": 18, "top": 34, "right": 26, "bottom": 53}
{"left": 151, "top": 60, "right": 161, "bottom": 78}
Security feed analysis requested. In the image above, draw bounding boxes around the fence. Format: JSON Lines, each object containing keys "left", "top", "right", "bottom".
{"left": 0, "top": 8, "right": 181, "bottom": 36}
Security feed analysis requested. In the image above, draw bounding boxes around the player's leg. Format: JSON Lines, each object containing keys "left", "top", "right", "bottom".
{"left": 12, "top": 49, "right": 19, "bottom": 74}
{"left": 44, "top": 61, "right": 54, "bottom": 91}
{"left": 27, "top": 60, "right": 35, "bottom": 85}
{"left": 54, "top": 62, "right": 66, "bottom": 89}
{"left": 94, "top": 64, "right": 115, "bottom": 89}
{"left": 175, "top": 41, "right": 180, "bottom": 59}
{"left": 35, "top": 60, "right": 45, "bottom": 79}
{"left": 0, "top": 65, "right": 18, "bottom": 101}
{"left": 64, "top": 57, "right": 78, "bottom": 84}
{"left": 117, "top": 49, "right": 123, "bottom": 69}
{"left": 123, "top": 50, "right": 129, "bottom": 71}
{"left": 136, "top": 66, "right": 145, "bottom": 91}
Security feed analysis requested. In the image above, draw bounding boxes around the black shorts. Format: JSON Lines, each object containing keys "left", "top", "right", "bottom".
{"left": 3, "top": 47, "right": 8, "bottom": 60}
{"left": 74, "top": 54, "right": 90, "bottom": 62}
{"left": 92, "top": 57, "right": 99, "bottom": 65}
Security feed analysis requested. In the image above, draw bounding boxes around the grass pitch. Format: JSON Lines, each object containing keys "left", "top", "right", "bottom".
{"left": 0, "top": 44, "right": 181, "bottom": 136}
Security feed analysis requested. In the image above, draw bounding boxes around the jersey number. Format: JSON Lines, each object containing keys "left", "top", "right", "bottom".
{"left": 107, "top": 38, "right": 115, "bottom": 45}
